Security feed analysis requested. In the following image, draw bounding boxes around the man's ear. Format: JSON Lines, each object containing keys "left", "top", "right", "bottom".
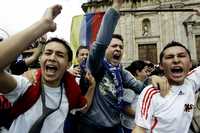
{"left": 136, "top": 70, "right": 140, "bottom": 76}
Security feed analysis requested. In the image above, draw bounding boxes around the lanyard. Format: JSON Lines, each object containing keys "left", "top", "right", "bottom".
{"left": 28, "top": 82, "right": 63, "bottom": 133}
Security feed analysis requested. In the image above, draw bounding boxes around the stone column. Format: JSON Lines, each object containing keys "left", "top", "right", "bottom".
{"left": 187, "top": 24, "right": 197, "bottom": 60}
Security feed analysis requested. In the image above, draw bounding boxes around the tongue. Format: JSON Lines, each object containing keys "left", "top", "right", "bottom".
{"left": 113, "top": 55, "right": 120, "bottom": 60}
{"left": 46, "top": 68, "right": 56, "bottom": 74}
{"left": 172, "top": 72, "right": 183, "bottom": 78}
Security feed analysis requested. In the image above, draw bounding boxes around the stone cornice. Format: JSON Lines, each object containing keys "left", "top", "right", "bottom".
{"left": 81, "top": 0, "right": 111, "bottom": 12}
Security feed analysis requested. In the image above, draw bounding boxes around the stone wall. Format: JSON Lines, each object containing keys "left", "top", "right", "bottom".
{"left": 82, "top": 0, "right": 200, "bottom": 66}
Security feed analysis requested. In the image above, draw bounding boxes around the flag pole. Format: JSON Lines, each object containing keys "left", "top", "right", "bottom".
{"left": 120, "top": 8, "right": 196, "bottom": 13}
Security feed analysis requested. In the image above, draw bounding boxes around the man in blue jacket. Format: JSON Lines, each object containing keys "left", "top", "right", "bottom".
{"left": 78, "top": 0, "right": 147, "bottom": 133}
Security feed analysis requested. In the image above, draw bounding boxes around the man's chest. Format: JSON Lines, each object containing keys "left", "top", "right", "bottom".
{"left": 154, "top": 86, "right": 195, "bottom": 123}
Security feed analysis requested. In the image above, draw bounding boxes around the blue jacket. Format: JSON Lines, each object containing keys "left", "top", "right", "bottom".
{"left": 81, "top": 7, "right": 145, "bottom": 128}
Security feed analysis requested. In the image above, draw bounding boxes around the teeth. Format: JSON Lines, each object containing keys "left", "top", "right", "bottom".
{"left": 46, "top": 68, "right": 56, "bottom": 73}
{"left": 47, "top": 64, "right": 55, "bottom": 67}
{"left": 46, "top": 64, "right": 57, "bottom": 74}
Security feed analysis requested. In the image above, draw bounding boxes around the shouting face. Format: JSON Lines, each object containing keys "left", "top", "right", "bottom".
{"left": 160, "top": 46, "right": 192, "bottom": 85}
{"left": 40, "top": 41, "right": 70, "bottom": 87}
{"left": 105, "top": 38, "right": 124, "bottom": 66}
{"left": 77, "top": 48, "right": 89, "bottom": 64}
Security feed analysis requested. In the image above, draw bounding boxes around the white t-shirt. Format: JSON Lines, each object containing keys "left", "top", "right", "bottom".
{"left": 135, "top": 66, "right": 200, "bottom": 133}
{"left": 4, "top": 75, "right": 69, "bottom": 133}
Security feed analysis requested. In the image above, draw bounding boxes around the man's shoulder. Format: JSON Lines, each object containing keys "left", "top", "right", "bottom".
{"left": 140, "top": 85, "right": 160, "bottom": 99}
{"left": 22, "top": 69, "right": 38, "bottom": 83}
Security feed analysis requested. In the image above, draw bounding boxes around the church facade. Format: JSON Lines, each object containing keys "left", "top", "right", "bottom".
{"left": 82, "top": 0, "right": 200, "bottom": 66}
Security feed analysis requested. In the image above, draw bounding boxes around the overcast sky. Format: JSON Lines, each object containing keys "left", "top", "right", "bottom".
{"left": 0, "top": 0, "right": 87, "bottom": 42}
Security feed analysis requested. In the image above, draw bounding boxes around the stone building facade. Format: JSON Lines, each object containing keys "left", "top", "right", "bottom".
{"left": 82, "top": 0, "right": 200, "bottom": 66}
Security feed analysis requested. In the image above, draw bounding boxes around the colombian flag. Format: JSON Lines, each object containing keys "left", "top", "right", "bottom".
{"left": 70, "top": 12, "right": 104, "bottom": 60}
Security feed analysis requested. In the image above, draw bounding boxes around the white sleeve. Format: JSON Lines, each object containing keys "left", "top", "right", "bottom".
{"left": 135, "top": 85, "right": 157, "bottom": 129}
{"left": 187, "top": 66, "right": 200, "bottom": 92}
{"left": 4, "top": 75, "right": 31, "bottom": 104}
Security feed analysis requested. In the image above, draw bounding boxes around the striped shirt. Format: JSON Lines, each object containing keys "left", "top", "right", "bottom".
{"left": 135, "top": 65, "right": 200, "bottom": 133}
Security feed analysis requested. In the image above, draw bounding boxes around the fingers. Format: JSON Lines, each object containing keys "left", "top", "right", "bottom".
{"left": 150, "top": 75, "right": 159, "bottom": 88}
{"left": 67, "top": 67, "right": 80, "bottom": 76}
{"left": 42, "top": 4, "right": 62, "bottom": 32}
{"left": 74, "top": 67, "right": 81, "bottom": 75}
{"left": 151, "top": 75, "right": 170, "bottom": 97}
{"left": 159, "top": 76, "right": 170, "bottom": 97}
{"left": 85, "top": 71, "right": 95, "bottom": 86}
{"left": 84, "top": 71, "right": 92, "bottom": 80}
{"left": 51, "top": 4, "right": 62, "bottom": 19}
{"left": 112, "top": 0, "right": 124, "bottom": 10}
{"left": 43, "top": 4, "right": 62, "bottom": 20}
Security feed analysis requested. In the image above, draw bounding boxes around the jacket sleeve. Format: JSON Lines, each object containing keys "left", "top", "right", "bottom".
{"left": 187, "top": 66, "right": 200, "bottom": 92}
{"left": 122, "top": 69, "right": 146, "bottom": 94}
{"left": 87, "top": 7, "right": 120, "bottom": 77}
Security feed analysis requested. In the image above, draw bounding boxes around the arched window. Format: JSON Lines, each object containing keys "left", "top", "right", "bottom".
{"left": 142, "top": 19, "right": 151, "bottom": 36}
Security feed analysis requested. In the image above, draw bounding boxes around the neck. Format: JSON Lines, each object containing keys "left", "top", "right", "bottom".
{"left": 136, "top": 76, "right": 143, "bottom": 81}
{"left": 168, "top": 79, "right": 184, "bottom": 86}
{"left": 42, "top": 77, "right": 61, "bottom": 88}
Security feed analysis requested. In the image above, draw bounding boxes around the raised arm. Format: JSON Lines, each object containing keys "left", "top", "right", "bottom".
{"left": 24, "top": 36, "right": 46, "bottom": 66}
{"left": 81, "top": 71, "right": 96, "bottom": 113}
{"left": 87, "top": 0, "right": 123, "bottom": 76}
{"left": 0, "top": 4, "right": 62, "bottom": 93}
{"left": 0, "top": 4, "right": 62, "bottom": 70}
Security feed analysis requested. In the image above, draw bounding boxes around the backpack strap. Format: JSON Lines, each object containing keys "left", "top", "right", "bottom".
{"left": 0, "top": 95, "right": 12, "bottom": 128}
{"left": 1, "top": 69, "right": 86, "bottom": 129}
{"left": 64, "top": 71, "right": 87, "bottom": 110}
{"left": 8, "top": 69, "right": 42, "bottom": 123}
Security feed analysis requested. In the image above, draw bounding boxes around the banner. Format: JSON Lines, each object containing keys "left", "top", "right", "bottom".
{"left": 70, "top": 12, "right": 104, "bottom": 64}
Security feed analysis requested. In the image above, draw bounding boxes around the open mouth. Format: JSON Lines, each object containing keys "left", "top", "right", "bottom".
{"left": 46, "top": 65, "right": 58, "bottom": 74}
{"left": 170, "top": 66, "right": 184, "bottom": 77}
{"left": 113, "top": 52, "right": 121, "bottom": 60}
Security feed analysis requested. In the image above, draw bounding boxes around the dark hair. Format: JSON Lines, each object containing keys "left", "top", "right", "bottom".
{"left": 45, "top": 37, "right": 73, "bottom": 62}
{"left": 150, "top": 65, "right": 164, "bottom": 76}
{"left": 112, "top": 34, "right": 123, "bottom": 43}
{"left": 159, "top": 41, "right": 191, "bottom": 63}
{"left": 75, "top": 45, "right": 89, "bottom": 57}
{"left": 0, "top": 37, "right": 3, "bottom": 42}
{"left": 125, "top": 60, "right": 147, "bottom": 76}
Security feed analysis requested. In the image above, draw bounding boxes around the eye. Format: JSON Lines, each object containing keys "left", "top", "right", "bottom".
{"left": 165, "top": 55, "right": 173, "bottom": 59}
{"left": 112, "top": 44, "right": 117, "bottom": 48}
{"left": 178, "top": 53, "right": 187, "bottom": 58}
{"left": 57, "top": 54, "right": 64, "bottom": 57}
{"left": 119, "top": 45, "right": 124, "bottom": 49}
{"left": 44, "top": 51, "right": 51, "bottom": 55}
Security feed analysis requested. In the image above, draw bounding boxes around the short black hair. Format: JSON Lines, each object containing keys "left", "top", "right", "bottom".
{"left": 75, "top": 45, "right": 89, "bottom": 57}
{"left": 125, "top": 60, "right": 147, "bottom": 76}
{"left": 112, "top": 34, "right": 123, "bottom": 43}
{"left": 159, "top": 41, "right": 191, "bottom": 63}
{"left": 45, "top": 37, "right": 73, "bottom": 62}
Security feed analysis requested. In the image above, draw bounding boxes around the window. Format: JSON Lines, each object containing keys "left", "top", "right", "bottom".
{"left": 138, "top": 43, "right": 157, "bottom": 64}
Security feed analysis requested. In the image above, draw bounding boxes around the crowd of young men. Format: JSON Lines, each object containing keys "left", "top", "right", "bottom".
{"left": 0, "top": 0, "right": 200, "bottom": 133}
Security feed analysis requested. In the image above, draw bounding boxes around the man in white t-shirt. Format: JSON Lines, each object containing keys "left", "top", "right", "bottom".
{"left": 133, "top": 41, "right": 200, "bottom": 133}
{"left": 0, "top": 4, "right": 95, "bottom": 133}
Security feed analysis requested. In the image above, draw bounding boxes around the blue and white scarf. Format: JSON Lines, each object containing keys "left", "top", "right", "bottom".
{"left": 103, "top": 59, "right": 124, "bottom": 110}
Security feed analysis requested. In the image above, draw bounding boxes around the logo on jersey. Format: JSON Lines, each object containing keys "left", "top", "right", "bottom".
{"left": 184, "top": 104, "right": 194, "bottom": 112}
{"left": 178, "top": 90, "right": 184, "bottom": 95}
